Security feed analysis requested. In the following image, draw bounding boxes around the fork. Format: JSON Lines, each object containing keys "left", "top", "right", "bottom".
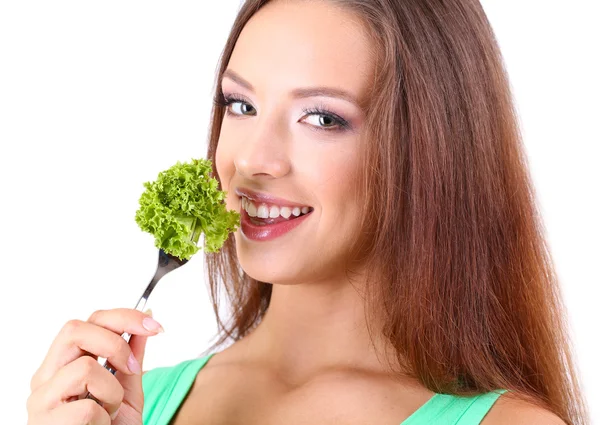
{"left": 84, "top": 248, "right": 187, "bottom": 403}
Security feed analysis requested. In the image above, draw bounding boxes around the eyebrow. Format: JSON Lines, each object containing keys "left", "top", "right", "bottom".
{"left": 221, "top": 68, "right": 362, "bottom": 108}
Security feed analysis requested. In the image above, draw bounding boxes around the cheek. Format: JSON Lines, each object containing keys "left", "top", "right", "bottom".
{"left": 214, "top": 141, "right": 239, "bottom": 213}
{"left": 215, "top": 137, "right": 234, "bottom": 190}
{"left": 311, "top": 147, "right": 363, "bottom": 222}
{"left": 320, "top": 147, "right": 362, "bottom": 193}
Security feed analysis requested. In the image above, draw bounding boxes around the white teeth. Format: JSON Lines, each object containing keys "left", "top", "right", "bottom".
{"left": 257, "top": 204, "right": 269, "bottom": 218}
{"left": 280, "top": 206, "right": 292, "bottom": 219}
{"left": 241, "top": 196, "right": 311, "bottom": 220}
{"left": 269, "top": 205, "right": 280, "bottom": 218}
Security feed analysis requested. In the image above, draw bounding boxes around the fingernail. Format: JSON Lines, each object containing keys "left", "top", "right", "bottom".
{"left": 142, "top": 316, "right": 164, "bottom": 333}
{"left": 110, "top": 405, "right": 121, "bottom": 420}
{"left": 127, "top": 352, "right": 142, "bottom": 375}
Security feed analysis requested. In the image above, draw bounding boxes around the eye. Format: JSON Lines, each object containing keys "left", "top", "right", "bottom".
{"left": 214, "top": 94, "right": 256, "bottom": 116}
{"left": 229, "top": 100, "right": 256, "bottom": 116}
{"left": 302, "top": 113, "right": 340, "bottom": 129}
{"left": 301, "top": 107, "right": 351, "bottom": 132}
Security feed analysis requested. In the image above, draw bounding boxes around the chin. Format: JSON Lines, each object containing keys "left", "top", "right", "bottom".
{"left": 241, "top": 258, "right": 300, "bottom": 284}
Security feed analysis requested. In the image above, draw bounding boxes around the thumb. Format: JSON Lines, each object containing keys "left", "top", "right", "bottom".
{"left": 118, "top": 309, "right": 156, "bottom": 412}
{"left": 130, "top": 313, "right": 150, "bottom": 368}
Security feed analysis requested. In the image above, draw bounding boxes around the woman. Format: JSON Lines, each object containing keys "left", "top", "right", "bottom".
{"left": 26, "top": 1, "right": 589, "bottom": 424}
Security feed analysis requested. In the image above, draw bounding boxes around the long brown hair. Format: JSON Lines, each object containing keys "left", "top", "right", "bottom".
{"left": 202, "top": 1, "right": 588, "bottom": 423}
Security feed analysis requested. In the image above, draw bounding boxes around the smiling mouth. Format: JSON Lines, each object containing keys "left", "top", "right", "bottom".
{"left": 239, "top": 201, "right": 313, "bottom": 242}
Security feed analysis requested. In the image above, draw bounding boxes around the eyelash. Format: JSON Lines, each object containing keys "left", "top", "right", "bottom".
{"left": 213, "top": 93, "right": 352, "bottom": 133}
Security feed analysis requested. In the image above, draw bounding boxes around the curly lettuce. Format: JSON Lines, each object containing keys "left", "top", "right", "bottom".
{"left": 135, "top": 158, "right": 240, "bottom": 260}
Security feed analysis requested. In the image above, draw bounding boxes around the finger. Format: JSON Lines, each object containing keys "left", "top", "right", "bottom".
{"left": 86, "top": 308, "right": 164, "bottom": 335}
{"left": 27, "top": 355, "right": 123, "bottom": 417}
{"left": 32, "top": 310, "right": 163, "bottom": 391}
{"left": 30, "top": 398, "right": 111, "bottom": 425}
{"left": 118, "top": 331, "right": 150, "bottom": 412}
{"left": 32, "top": 321, "right": 137, "bottom": 391}
{"left": 130, "top": 309, "right": 152, "bottom": 368}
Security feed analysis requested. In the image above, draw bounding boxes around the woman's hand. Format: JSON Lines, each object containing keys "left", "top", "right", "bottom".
{"left": 26, "top": 308, "right": 164, "bottom": 425}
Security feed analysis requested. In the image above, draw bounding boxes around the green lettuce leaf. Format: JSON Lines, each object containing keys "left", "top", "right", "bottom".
{"left": 135, "top": 158, "right": 240, "bottom": 260}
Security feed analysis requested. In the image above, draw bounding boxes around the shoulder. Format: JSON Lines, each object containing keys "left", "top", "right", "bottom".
{"left": 481, "top": 391, "right": 566, "bottom": 425}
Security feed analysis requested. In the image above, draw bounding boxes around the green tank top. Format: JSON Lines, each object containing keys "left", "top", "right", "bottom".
{"left": 142, "top": 353, "right": 507, "bottom": 425}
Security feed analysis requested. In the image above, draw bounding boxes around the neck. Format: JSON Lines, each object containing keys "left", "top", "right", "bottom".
{"left": 240, "top": 273, "right": 398, "bottom": 383}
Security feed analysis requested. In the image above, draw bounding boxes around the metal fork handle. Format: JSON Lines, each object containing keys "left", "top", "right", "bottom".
{"left": 84, "top": 249, "right": 187, "bottom": 404}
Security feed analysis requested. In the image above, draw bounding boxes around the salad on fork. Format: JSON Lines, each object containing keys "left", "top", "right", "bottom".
{"left": 85, "top": 158, "right": 240, "bottom": 403}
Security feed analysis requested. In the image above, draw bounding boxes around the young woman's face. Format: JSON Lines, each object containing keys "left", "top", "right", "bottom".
{"left": 216, "top": 0, "right": 375, "bottom": 284}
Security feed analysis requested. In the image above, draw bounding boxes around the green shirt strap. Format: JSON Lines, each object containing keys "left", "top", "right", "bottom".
{"left": 402, "top": 389, "right": 508, "bottom": 424}
{"left": 142, "top": 354, "right": 215, "bottom": 425}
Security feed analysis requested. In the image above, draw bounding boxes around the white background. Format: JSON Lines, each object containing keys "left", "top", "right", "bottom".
{"left": 0, "top": 1, "right": 598, "bottom": 423}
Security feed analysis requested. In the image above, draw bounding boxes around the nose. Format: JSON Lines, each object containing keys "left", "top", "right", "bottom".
{"left": 234, "top": 112, "right": 291, "bottom": 180}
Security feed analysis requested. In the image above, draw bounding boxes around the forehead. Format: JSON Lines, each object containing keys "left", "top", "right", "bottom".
{"left": 226, "top": 0, "right": 375, "bottom": 104}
